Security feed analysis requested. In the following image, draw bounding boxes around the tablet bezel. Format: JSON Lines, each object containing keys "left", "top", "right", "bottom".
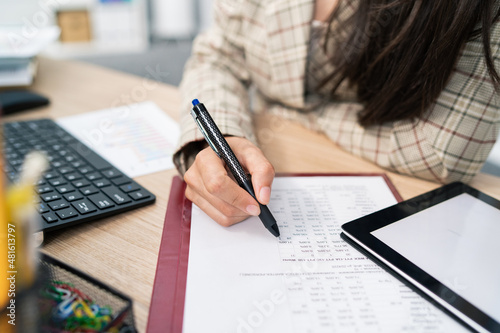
{"left": 341, "top": 182, "right": 500, "bottom": 333}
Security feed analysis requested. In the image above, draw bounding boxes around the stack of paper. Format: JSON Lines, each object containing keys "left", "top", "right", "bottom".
{"left": 0, "top": 26, "right": 59, "bottom": 87}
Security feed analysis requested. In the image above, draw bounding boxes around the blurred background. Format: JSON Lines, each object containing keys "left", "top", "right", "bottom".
{"left": 0, "top": 0, "right": 212, "bottom": 86}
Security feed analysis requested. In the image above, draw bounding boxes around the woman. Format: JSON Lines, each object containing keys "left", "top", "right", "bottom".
{"left": 174, "top": 0, "right": 500, "bottom": 226}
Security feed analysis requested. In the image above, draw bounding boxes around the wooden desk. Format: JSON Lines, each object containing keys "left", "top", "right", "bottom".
{"left": 3, "top": 57, "right": 500, "bottom": 332}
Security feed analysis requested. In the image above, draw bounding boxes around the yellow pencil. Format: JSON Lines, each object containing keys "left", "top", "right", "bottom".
{"left": 0, "top": 134, "right": 14, "bottom": 332}
{"left": 6, "top": 152, "right": 48, "bottom": 290}
{"left": 1, "top": 158, "right": 9, "bottom": 308}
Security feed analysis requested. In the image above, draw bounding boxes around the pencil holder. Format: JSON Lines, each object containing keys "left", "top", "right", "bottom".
{"left": 1, "top": 268, "right": 45, "bottom": 333}
{"left": 29, "top": 253, "right": 137, "bottom": 333}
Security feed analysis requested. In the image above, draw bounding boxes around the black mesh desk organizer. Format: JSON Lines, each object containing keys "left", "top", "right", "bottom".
{"left": 2, "top": 118, "right": 156, "bottom": 232}
{"left": 14, "top": 254, "right": 137, "bottom": 332}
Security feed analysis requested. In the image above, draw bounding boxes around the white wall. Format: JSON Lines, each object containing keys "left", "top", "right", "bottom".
{"left": 151, "top": 0, "right": 213, "bottom": 39}
{"left": 3, "top": 0, "right": 150, "bottom": 57}
{"left": 0, "top": 0, "right": 55, "bottom": 27}
{"left": 198, "top": 0, "right": 214, "bottom": 32}
{"left": 3, "top": 0, "right": 214, "bottom": 40}
{"left": 151, "top": 0, "right": 195, "bottom": 38}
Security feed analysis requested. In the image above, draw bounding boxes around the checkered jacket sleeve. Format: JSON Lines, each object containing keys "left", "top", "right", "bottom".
{"left": 173, "top": 0, "right": 256, "bottom": 174}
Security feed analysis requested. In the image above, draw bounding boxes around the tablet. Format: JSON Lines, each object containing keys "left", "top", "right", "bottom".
{"left": 341, "top": 182, "right": 500, "bottom": 333}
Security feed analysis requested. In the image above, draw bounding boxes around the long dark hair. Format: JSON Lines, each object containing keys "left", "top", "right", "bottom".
{"left": 324, "top": 0, "right": 500, "bottom": 126}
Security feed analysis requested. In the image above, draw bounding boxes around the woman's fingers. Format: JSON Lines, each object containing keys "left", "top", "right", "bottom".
{"left": 185, "top": 184, "right": 249, "bottom": 227}
{"left": 228, "top": 137, "right": 275, "bottom": 205}
{"left": 184, "top": 137, "right": 275, "bottom": 227}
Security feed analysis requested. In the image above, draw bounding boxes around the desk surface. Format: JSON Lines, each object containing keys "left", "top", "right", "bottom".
{"left": 3, "top": 57, "right": 500, "bottom": 332}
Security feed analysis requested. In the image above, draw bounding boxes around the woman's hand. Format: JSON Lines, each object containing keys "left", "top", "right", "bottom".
{"left": 184, "top": 137, "right": 275, "bottom": 227}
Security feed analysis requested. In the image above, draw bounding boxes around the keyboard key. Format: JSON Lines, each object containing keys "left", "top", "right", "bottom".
{"left": 94, "top": 179, "right": 111, "bottom": 188}
{"left": 6, "top": 171, "right": 16, "bottom": 182}
{"left": 102, "top": 187, "right": 132, "bottom": 205}
{"left": 41, "top": 193, "right": 61, "bottom": 202}
{"left": 73, "top": 179, "right": 90, "bottom": 188}
{"left": 44, "top": 171, "right": 59, "bottom": 179}
{"left": 86, "top": 172, "right": 102, "bottom": 181}
{"left": 69, "top": 142, "right": 112, "bottom": 170}
{"left": 80, "top": 185, "right": 99, "bottom": 196}
{"left": 58, "top": 166, "right": 74, "bottom": 174}
{"left": 129, "top": 190, "right": 150, "bottom": 201}
{"left": 120, "top": 183, "right": 140, "bottom": 193}
{"left": 49, "top": 200, "right": 70, "bottom": 211}
{"left": 60, "top": 135, "right": 76, "bottom": 143}
{"left": 52, "top": 161, "right": 66, "bottom": 168}
{"left": 78, "top": 166, "right": 93, "bottom": 174}
{"left": 58, "top": 149, "right": 69, "bottom": 157}
{"left": 10, "top": 158, "right": 23, "bottom": 167}
{"left": 26, "top": 122, "right": 40, "bottom": 131}
{"left": 5, "top": 153, "right": 18, "bottom": 161}
{"left": 65, "top": 172, "right": 82, "bottom": 181}
{"left": 88, "top": 193, "right": 115, "bottom": 209}
{"left": 42, "top": 212, "right": 58, "bottom": 223}
{"left": 72, "top": 199, "right": 97, "bottom": 215}
{"left": 101, "top": 168, "right": 121, "bottom": 178}
{"left": 49, "top": 178, "right": 67, "bottom": 186}
{"left": 71, "top": 161, "right": 84, "bottom": 168}
{"left": 56, "top": 207, "right": 78, "bottom": 220}
{"left": 64, "top": 192, "right": 83, "bottom": 202}
{"left": 37, "top": 186, "right": 53, "bottom": 194}
{"left": 38, "top": 203, "right": 50, "bottom": 214}
{"left": 56, "top": 185, "right": 75, "bottom": 194}
{"left": 65, "top": 155, "right": 78, "bottom": 163}
{"left": 111, "top": 176, "right": 130, "bottom": 186}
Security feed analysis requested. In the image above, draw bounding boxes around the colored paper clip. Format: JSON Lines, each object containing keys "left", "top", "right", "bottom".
{"left": 72, "top": 299, "right": 95, "bottom": 318}
{"left": 53, "top": 294, "right": 77, "bottom": 321}
{"left": 98, "top": 305, "right": 112, "bottom": 316}
{"left": 91, "top": 304, "right": 100, "bottom": 316}
{"left": 41, "top": 285, "right": 72, "bottom": 301}
{"left": 54, "top": 282, "right": 92, "bottom": 302}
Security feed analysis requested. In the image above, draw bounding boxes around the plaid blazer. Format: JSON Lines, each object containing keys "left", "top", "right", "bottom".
{"left": 175, "top": 0, "right": 500, "bottom": 183}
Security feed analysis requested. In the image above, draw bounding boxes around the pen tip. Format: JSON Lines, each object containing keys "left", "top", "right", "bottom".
{"left": 192, "top": 99, "right": 200, "bottom": 106}
{"left": 271, "top": 224, "right": 280, "bottom": 237}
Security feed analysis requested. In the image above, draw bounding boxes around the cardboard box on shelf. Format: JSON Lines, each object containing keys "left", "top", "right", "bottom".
{"left": 57, "top": 10, "right": 92, "bottom": 43}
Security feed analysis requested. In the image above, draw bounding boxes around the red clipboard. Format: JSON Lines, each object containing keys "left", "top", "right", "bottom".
{"left": 146, "top": 174, "right": 402, "bottom": 333}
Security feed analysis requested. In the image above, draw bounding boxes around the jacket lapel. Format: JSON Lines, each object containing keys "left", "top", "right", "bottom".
{"left": 265, "top": 0, "right": 315, "bottom": 108}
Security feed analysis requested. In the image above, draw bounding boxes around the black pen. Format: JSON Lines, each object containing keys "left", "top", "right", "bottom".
{"left": 190, "top": 99, "right": 280, "bottom": 237}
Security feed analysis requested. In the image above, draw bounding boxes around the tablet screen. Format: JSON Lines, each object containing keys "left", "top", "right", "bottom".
{"left": 371, "top": 193, "right": 500, "bottom": 323}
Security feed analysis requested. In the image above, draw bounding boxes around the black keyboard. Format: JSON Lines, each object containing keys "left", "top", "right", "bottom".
{"left": 2, "top": 118, "right": 156, "bottom": 232}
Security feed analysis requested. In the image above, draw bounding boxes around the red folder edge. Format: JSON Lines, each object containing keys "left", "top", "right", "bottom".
{"left": 147, "top": 176, "right": 191, "bottom": 333}
{"left": 146, "top": 173, "right": 402, "bottom": 332}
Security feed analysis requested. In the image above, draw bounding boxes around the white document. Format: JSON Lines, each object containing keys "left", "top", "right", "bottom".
{"left": 57, "top": 102, "right": 179, "bottom": 177}
{"left": 183, "top": 176, "right": 465, "bottom": 333}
